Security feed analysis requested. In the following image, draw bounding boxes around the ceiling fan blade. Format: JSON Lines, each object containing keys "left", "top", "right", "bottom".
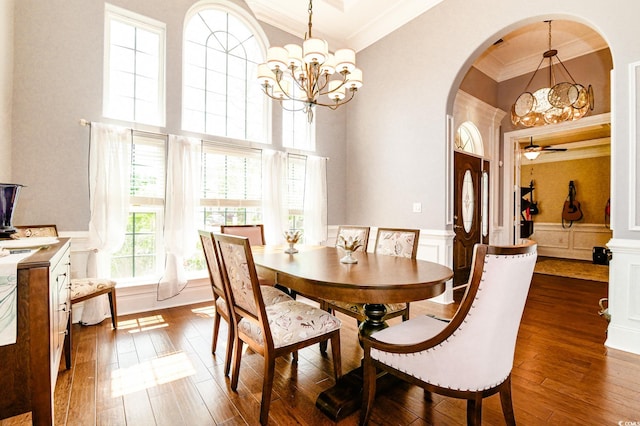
{"left": 541, "top": 147, "right": 568, "bottom": 151}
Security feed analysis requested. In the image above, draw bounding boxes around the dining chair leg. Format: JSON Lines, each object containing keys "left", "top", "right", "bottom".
{"left": 230, "top": 338, "right": 244, "bottom": 390}
{"left": 330, "top": 333, "right": 342, "bottom": 379}
{"left": 359, "top": 357, "right": 377, "bottom": 425}
{"left": 223, "top": 323, "right": 234, "bottom": 377}
{"left": 211, "top": 312, "right": 221, "bottom": 353}
{"left": 466, "top": 395, "right": 483, "bottom": 426}
{"left": 260, "top": 356, "right": 277, "bottom": 425}
{"left": 108, "top": 289, "right": 118, "bottom": 329}
{"left": 402, "top": 304, "right": 410, "bottom": 321}
{"left": 499, "top": 375, "right": 516, "bottom": 426}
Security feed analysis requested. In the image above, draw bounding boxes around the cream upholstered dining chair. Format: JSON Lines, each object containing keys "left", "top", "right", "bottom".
{"left": 335, "top": 225, "right": 370, "bottom": 252}
{"left": 220, "top": 224, "right": 279, "bottom": 287}
{"left": 15, "top": 225, "right": 118, "bottom": 329}
{"left": 360, "top": 241, "right": 537, "bottom": 426}
{"left": 199, "top": 230, "right": 292, "bottom": 376}
{"left": 327, "top": 227, "right": 419, "bottom": 323}
{"left": 213, "top": 233, "right": 342, "bottom": 425}
{"left": 220, "top": 224, "right": 265, "bottom": 245}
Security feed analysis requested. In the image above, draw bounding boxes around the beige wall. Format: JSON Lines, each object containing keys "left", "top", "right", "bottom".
{"left": 521, "top": 156, "right": 610, "bottom": 224}
{"left": 0, "top": 0, "right": 13, "bottom": 182}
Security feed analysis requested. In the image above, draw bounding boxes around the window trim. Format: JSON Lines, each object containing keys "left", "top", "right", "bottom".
{"left": 103, "top": 3, "right": 167, "bottom": 127}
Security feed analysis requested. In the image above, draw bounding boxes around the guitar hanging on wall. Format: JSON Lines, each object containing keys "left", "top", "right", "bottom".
{"left": 562, "top": 180, "right": 583, "bottom": 228}
{"left": 528, "top": 180, "right": 539, "bottom": 215}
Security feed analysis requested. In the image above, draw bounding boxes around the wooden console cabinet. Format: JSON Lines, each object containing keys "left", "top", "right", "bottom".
{"left": 0, "top": 238, "right": 72, "bottom": 425}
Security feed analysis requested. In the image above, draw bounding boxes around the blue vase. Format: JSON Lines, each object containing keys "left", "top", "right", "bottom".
{"left": 0, "top": 183, "right": 23, "bottom": 237}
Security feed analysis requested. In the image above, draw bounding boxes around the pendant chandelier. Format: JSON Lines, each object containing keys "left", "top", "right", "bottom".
{"left": 511, "top": 21, "right": 594, "bottom": 128}
{"left": 256, "top": 0, "right": 363, "bottom": 123}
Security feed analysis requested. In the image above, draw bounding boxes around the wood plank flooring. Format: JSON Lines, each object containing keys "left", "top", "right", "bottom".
{"left": 2, "top": 273, "right": 639, "bottom": 425}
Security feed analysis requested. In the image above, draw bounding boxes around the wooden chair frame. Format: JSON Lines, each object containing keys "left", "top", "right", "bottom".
{"left": 199, "top": 230, "right": 234, "bottom": 376}
{"left": 214, "top": 233, "right": 342, "bottom": 425}
{"left": 360, "top": 241, "right": 537, "bottom": 425}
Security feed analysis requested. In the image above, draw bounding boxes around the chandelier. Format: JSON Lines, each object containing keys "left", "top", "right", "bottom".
{"left": 256, "top": 0, "right": 363, "bottom": 123}
{"left": 511, "top": 21, "right": 594, "bottom": 128}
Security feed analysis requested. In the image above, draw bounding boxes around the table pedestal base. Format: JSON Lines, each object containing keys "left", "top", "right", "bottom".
{"left": 315, "top": 365, "right": 399, "bottom": 421}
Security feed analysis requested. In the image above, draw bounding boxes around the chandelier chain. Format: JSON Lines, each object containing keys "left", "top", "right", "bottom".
{"left": 307, "top": 0, "right": 313, "bottom": 39}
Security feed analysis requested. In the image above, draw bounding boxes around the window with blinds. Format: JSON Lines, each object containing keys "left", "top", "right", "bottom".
{"left": 112, "top": 133, "right": 167, "bottom": 280}
{"left": 199, "top": 142, "right": 262, "bottom": 227}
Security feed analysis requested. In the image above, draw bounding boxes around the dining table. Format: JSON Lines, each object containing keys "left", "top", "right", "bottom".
{"left": 252, "top": 244, "right": 453, "bottom": 421}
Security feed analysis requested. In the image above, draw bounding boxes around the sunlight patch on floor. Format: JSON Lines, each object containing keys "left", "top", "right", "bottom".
{"left": 118, "top": 315, "right": 169, "bottom": 333}
{"left": 192, "top": 305, "right": 216, "bottom": 317}
{"left": 110, "top": 351, "right": 196, "bottom": 397}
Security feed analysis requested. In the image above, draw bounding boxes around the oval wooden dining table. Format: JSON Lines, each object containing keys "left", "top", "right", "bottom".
{"left": 252, "top": 244, "right": 453, "bottom": 421}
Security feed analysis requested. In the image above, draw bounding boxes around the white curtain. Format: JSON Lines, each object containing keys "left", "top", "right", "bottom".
{"left": 157, "top": 135, "right": 201, "bottom": 300}
{"left": 262, "top": 150, "right": 289, "bottom": 245}
{"left": 304, "top": 156, "right": 328, "bottom": 245}
{"left": 85, "top": 122, "right": 131, "bottom": 325}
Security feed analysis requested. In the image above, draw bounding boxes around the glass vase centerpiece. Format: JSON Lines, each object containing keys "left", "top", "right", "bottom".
{"left": 337, "top": 234, "right": 362, "bottom": 264}
{"left": 284, "top": 230, "right": 303, "bottom": 254}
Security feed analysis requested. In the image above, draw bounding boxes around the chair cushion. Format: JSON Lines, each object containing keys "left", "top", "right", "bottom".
{"left": 238, "top": 300, "right": 341, "bottom": 348}
{"left": 370, "top": 314, "right": 448, "bottom": 347}
{"left": 70, "top": 278, "right": 116, "bottom": 301}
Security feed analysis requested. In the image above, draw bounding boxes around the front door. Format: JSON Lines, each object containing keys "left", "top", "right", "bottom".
{"left": 453, "top": 151, "right": 488, "bottom": 285}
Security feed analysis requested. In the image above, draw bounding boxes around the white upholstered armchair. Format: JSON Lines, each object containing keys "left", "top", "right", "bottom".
{"left": 360, "top": 241, "right": 537, "bottom": 425}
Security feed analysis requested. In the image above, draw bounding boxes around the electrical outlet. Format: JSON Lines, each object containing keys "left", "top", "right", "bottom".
{"left": 412, "top": 202, "right": 422, "bottom": 213}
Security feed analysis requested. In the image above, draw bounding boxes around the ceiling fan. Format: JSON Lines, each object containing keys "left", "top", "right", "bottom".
{"left": 522, "top": 137, "right": 567, "bottom": 159}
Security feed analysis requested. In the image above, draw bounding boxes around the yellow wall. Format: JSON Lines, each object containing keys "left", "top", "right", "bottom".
{"left": 521, "top": 156, "right": 610, "bottom": 224}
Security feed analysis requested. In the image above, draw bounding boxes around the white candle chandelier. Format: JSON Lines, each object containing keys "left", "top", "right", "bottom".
{"left": 256, "top": 0, "right": 363, "bottom": 123}
{"left": 511, "top": 21, "right": 594, "bottom": 128}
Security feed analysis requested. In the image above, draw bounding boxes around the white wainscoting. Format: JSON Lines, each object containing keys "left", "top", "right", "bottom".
{"left": 606, "top": 238, "right": 640, "bottom": 355}
{"left": 528, "top": 222, "right": 612, "bottom": 260}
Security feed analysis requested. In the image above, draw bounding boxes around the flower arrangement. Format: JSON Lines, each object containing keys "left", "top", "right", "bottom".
{"left": 284, "top": 230, "right": 303, "bottom": 254}
{"left": 337, "top": 235, "right": 362, "bottom": 252}
{"left": 284, "top": 230, "right": 303, "bottom": 244}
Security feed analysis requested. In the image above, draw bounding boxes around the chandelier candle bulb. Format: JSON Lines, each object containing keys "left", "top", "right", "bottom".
{"left": 320, "top": 54, "right": 336, "bottom": 75}
{"left": 284, "top": 44, "right": 303, "bottom": 68}
{"left": 347, "top": 68, "right": 363, "bottom": 89}
{"left": 328, "top": 80, "right": 346, "bottom": 100}
{"left": 303, "top": 38, "right": 328, "bottom": 64}
{"left": 257, "top": 64, "right": 275, "bottom": 85}
{"left": 334, "top": 48, "right": 356, "bottom": 73}
{"left": 267, "top": 47, "right": 288, "bottom": 70}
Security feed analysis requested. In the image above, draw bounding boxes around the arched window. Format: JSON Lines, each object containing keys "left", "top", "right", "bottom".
{"left": 182, "top": 1, "right": 270, "bottom": 143}
{"left": 455, "top": 121, "right": 484, "bottom": 156}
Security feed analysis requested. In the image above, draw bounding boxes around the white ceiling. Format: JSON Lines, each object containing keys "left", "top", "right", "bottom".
{"left": 246, "top": 1, "right": 608, "bottom": 82}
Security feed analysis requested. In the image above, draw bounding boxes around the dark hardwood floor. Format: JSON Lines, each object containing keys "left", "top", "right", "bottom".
{"left": 2, "top": 273, "right": 639, "bottom": 425}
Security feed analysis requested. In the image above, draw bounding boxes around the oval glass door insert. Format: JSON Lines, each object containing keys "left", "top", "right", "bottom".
{"left": 462, "top": 169, "right": 474, "bottom": 233}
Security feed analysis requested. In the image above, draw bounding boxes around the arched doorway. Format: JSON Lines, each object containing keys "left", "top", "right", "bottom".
{"left": 450, "top": 19, "right": 611, "bottom": 285}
